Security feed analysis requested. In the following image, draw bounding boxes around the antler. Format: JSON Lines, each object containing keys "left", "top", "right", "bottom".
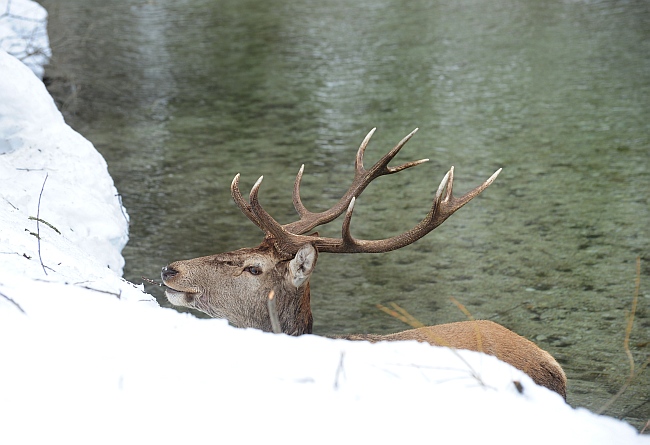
{"left": 231, "top": 128, "right": 501, "bottom": 258}
{"left": 231, "top": 128, "right": 425, "bottom": 235}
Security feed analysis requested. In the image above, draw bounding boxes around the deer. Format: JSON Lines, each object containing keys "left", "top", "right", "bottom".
{"left": 160, "top": 128, "right": 567, "bottom": 399}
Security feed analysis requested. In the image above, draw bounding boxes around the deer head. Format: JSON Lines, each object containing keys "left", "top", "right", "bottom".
{"left": 162, "top": 240, "right": 317, "bottom": 335}
{"left": 161, "top": 128, "right": 501, "bottom": 334}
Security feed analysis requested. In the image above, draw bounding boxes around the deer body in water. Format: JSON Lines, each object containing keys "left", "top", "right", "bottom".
{"left": 161, "top": 128, "right": 566, "bottom": 399}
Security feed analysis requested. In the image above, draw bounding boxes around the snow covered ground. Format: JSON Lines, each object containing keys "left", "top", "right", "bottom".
{"left": 0, "top": 5, "right": 648, "bottom": 444}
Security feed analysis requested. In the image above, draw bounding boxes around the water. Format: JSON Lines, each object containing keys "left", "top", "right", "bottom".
{"left": 42, "top": 0, "right": 649, "bottom": 429}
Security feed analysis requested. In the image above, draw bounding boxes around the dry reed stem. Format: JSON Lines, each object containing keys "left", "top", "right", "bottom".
{"left": 623, "top": 257, "right": 641, "bottom": 379}
{"left": 377, "top": 302, "right": 448, "bottom": 346}
{"left": 376, "top": 303, "right": 416, "bottom": 326}
{"left": 597, "top": 257, "right": 646, "bottom": 416}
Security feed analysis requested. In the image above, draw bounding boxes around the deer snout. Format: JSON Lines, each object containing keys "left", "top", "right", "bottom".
{"left": 161, "top": 266, "right": 179, "bottom": 282}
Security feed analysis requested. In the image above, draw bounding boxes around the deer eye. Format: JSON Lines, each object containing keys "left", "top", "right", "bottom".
{"left": 244, "top": 265, "right": 263, "bottom": 276}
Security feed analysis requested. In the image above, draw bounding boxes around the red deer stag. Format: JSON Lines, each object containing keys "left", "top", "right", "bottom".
{"left": 161, "top": 128, "right": 567, "bottom": 399}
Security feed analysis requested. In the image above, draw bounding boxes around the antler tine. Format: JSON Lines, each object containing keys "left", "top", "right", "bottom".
{"left": 442, "top": 167, "right": 502, "bottom": 212}
{"left": 231, "top": 174, "right": 264, "bottom": 230}
{"left": 292, "top": 164, "right": 309, "bottom": 217}
{"left": 444, "top": 166, "right": 455, "bottom": 202}
{"left": 388, "top": 157, "right": 430, "bottom": 174}
{"left": 247, "top": 175, "right": 299, "bottom": 249}
{"left": 355, "top": 127, "right": 376, "bottom": 171}
{"left": 309, "top": 167, "right": 502, "bottom": 254}
{"left": 283, "top": 128, "right": 429, "bottom": 236}
{"left": 243, "top": 175, "right": 321, "bottom": 257}
{"left": 388, "top": 129, "right": 430, "bottom": 173}
{"left": 341, "top": 197, "right": 356, "bottom": 246}
{"left": 250, "top": 175, "right": 265, "bottom": 200}
{"left": 434, "top": 168, "right": 452, "bottom": 209}
{"left": 369, "top": 128, "right": 424, "bottom": 175}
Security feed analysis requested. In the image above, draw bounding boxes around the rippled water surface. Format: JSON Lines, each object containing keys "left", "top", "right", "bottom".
{"left": 42, "top": 0, "right": 649, "bottom": 429}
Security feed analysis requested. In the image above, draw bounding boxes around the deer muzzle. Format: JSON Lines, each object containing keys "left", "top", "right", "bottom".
{"left": 161, "top": 265, "right": 200, "bottom": 305}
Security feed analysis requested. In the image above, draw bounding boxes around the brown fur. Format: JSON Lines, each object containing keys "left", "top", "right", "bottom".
{"left": 340, "top": 320, "right": 567, "bottom": 399}
{"left": 162, "top": 239, "right": 314, "bottom": 335}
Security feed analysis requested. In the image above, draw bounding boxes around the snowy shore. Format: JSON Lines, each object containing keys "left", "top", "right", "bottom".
{"left": 0, "top": 4, "right": 648, "bottom": 444}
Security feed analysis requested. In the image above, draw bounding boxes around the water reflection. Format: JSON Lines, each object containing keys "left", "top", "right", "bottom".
{"left": 42, "top": 0, "right": 649, "bottom": 428}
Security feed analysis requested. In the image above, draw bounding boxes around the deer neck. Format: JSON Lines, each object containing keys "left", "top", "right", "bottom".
{"left": 276, "top": 282, "right": 313, "bottom": 335}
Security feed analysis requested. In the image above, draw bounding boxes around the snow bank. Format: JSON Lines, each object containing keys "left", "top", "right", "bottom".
{"left": 1, "top": 279, "right": 644, "bottom": 445}
{"left": 0, "top": 50, "right": 129, "bottom": 274}
{"left": 0, "top": 0, "right": 50, "bottom": 78}
{"left": 0, "top": 20, "right": 648, "bottom": 445}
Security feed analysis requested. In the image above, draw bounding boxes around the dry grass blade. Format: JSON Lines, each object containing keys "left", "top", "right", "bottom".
{"left": 390, "top": 302, "right": 425, "bottom": 328}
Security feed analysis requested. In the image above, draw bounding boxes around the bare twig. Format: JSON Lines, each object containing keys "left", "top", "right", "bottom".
{"left": 0, "top": 252, "right": 32, "bottom": 260}
{"left": 77, "top": 285, "right": 122, "bottom": 299}
{"left": 267, "top": 290, "right": 282, "bottom": 334}
{"left": 3, "top": 197, "right": 18, "bottom": 210}
{"left": 0, "top": 290, "right": 26, "bottom": 314}
{"left": 36, "top": 174, "right": 48, "bottom": 275}
{"left": 142, "top": 276, "right": 163, "bottom": 287}
{"left": 115, "top": 194, "right": 129, "bottom": 225}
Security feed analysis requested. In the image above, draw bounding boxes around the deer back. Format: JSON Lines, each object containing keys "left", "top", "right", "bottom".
{"left": 340, "top": 320, "right": 567, "bottom": 399}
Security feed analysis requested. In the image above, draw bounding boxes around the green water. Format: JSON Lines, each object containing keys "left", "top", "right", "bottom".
{"left": 42, "top": 0, "right": 649, "bottom": 429}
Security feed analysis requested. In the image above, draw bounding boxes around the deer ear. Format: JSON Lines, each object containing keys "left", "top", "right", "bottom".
{"left": 288, "top": 244, "right": 318, "bottom": 288}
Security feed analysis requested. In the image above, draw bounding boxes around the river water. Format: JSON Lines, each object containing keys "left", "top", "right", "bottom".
{"left": 41, "top": 0, "right": 648, "bottom": 429}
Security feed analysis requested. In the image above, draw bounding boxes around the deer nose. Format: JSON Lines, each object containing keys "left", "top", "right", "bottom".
{"left": 161, "top": 266, "right": 178, "bottom": 281}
